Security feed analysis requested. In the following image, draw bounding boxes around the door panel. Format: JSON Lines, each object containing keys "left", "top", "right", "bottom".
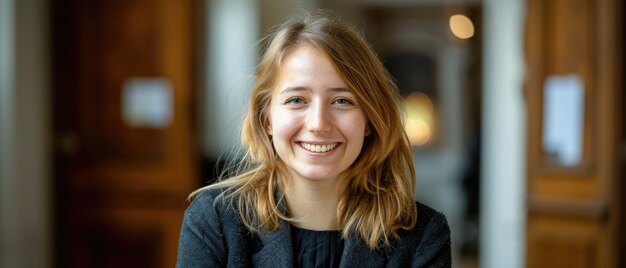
{"left": 525, "top": 0, "right": 622, "bottom": 267}
{"left": 53, "top": 0, "right": 198, "bottom": 266}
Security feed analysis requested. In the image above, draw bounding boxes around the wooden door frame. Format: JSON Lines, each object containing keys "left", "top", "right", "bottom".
{"left": 525, "top": 0, "right": 623, "bottom": 267}
{"left": 525, "top": 0, "right": 626, "bottom": 267}
{"left": 52, "top": 0, "right": 199, "bottom": 266}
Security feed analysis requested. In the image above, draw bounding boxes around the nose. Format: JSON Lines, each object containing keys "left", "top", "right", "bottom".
{"left": 306, "top": 102, "right": 332, "bottom": 133}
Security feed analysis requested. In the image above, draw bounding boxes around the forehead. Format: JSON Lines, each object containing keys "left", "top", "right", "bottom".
{"left": 274, "top": 45, "right": 348, "bottom": 92}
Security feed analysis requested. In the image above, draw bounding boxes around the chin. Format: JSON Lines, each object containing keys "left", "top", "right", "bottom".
{"left": 296, "top": 169, "right": 340, "bottom": 182}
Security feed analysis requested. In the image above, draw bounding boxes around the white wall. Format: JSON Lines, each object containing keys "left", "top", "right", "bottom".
{"left": 201, "top": 0, "right": 260, "bottom": 159}
{"left": 0, "top": 0, "right": 52, "bottom": 267}
{"left": 0, "top": 0, "right": 18, "bottom": 264}
{"left": 480, "top": 0, "right": 526, "bottom": 267}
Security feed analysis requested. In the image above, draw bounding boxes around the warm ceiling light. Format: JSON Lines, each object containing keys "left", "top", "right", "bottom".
{"left": 404, "top": 92, "right": 435, "bottom": 146}
{"left": 449, "top": 14, "right": 474, "bottom": 39}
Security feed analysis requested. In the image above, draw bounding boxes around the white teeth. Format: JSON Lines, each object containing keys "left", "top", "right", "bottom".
{"left": 301, "top": 142, "right": 337, "bottom": 153}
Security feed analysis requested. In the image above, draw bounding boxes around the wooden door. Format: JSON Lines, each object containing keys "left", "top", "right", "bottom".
{"left": 53, "top": 0, "right": 198, "bottom": 267}
{"left": 525, "top": 0, "right": 623, "bottom": 267}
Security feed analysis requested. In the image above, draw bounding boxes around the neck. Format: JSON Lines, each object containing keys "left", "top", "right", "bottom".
{"left": 283, "top": 174, "right": 342, "bottom": 231}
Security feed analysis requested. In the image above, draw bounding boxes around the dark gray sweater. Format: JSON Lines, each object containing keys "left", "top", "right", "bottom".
{"left": 177, "top": 189, "right": 451, "bottom": 267}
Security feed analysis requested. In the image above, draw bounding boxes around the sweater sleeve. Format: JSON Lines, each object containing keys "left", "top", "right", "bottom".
{"left": 411, "top": 211, "right": 451, "bottom": 268}
{"left": 176, "top": 190, "right": 227, "bottom": 268}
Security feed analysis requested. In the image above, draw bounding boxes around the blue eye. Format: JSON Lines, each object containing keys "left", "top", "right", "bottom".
{"left": 334, "top": 98, "right": 354, "bottom": 105}
{"left": 285, "top": 97, "right": 305, "bottom": 105}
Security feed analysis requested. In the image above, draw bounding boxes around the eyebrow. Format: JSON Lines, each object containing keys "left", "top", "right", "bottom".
{"left": 279, "top": 86, "right": 352, "bottom": 94}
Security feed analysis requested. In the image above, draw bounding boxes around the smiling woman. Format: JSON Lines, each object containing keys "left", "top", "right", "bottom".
{"left": 269, "top": 45, "right": 369, "bottom": 188}
{"left": 177, "top": 11, "right": 451, "bottom": 268}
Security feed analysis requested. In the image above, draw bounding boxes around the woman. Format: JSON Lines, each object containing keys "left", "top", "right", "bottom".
{"left": 177, "top": 12, "right": 451, "bottom": 268}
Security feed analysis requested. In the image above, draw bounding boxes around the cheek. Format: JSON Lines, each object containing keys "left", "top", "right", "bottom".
{"left": 343, "top": 113, "right": 369, "bottom": 138}
{"left": 269, "top": 111, "right": 301, "bottom": 139}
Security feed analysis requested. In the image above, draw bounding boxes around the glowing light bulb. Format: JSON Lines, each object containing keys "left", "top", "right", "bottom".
{"left": 449, "top": 14, "right": 474, "bottom": 39}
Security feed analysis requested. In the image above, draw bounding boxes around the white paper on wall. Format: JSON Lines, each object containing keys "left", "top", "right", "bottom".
{"left": 122, "top": 78, "right": 173, "bottom": 128}
{"left": 542, "top": 74, "right": 584, "bottom": 166}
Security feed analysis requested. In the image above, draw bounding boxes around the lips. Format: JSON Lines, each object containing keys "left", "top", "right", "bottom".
{"left": 299, "top": 142, "right": 339, "bottom": 153}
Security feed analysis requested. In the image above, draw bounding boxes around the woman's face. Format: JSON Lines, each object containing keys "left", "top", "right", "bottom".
{"left": 267, "top": 45, "right": 369, "bottom": 183}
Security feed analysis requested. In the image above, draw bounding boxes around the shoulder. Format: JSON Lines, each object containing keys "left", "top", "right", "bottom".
{"left": 396, "top": 201, "right": 449, "bottom": 243}
{"left": 178, "top": 188, "right": 250, "bottom": 266}
{"left": 181, "top": 187, "right": 243, "bottom": 242}
{"left": 185, "top": 187, "right": 236, "bottom": 223}
{"left": 414, "top": 201, "right": 449, "bottom": 235}
{"left": 398, "top": 201, "right": 451, "bottom": 266}
{"left": 189, "top": 187, "right": 225, "bottom": 208}
{"left": 386, "top": 201, "right": 450, "bottom": 266}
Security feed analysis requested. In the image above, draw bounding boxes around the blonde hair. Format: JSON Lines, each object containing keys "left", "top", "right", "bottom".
{"left": 192, "top": 12, "right": 417, "bottom": 250}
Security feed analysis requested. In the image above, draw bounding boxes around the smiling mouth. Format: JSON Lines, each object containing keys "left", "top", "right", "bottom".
{"left": 300, "top": 142, "right": 339, "bottom": 153}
